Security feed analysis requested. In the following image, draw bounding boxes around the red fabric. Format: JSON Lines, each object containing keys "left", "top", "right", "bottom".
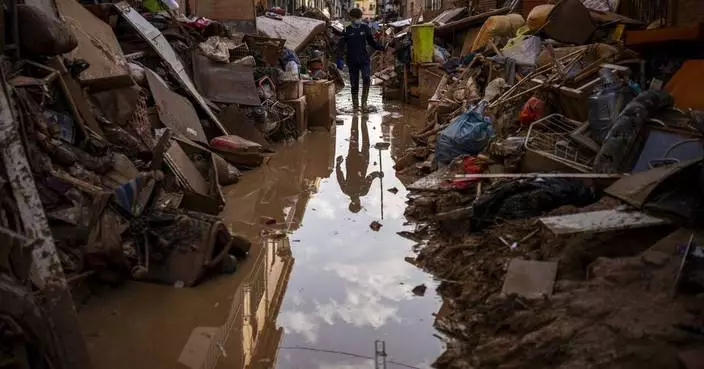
{"left": 463, "top": 156, "right": 482, "bottom": 174}
{"left": 452, "top": 156, "right": 483, "bottom": 190}
{"left": 519, "top": 97, "right": 545, "bottom": 126}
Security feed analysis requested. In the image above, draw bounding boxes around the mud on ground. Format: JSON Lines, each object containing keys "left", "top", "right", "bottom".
{"left": 404, "top": 191, "right": 704, "bottom": 369}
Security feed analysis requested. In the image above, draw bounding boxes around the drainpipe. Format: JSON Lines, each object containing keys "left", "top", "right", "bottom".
{"left": 0, "top": 72, "right": 91, "bottom": 368}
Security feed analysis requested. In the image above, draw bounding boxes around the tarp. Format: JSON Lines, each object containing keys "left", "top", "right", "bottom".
{"left": 256, "top": 15, "right": 326, "bottom": 52}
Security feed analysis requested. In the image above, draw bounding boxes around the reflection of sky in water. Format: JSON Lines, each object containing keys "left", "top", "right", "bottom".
{"left": 276, "top": 105, "right": 443, "bottom": 369}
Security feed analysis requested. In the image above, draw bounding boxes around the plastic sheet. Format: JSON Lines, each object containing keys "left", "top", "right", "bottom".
{"left": 502, "top": 36, "right": 541, "bottom": 66}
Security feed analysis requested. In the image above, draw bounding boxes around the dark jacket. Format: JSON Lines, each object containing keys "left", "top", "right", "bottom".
{"left": 338, "top": 23, "right": 383, "bottom": 66}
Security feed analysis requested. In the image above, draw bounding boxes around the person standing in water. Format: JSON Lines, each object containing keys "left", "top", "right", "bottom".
{"left": 337, "top": 8, "right": 384, "bottom": 112}
{"left": 336, "top": 115, "right": 383, "bottom": 213}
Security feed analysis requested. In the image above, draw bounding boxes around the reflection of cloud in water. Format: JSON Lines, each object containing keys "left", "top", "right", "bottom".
{"left": 279, "top": 310, "right": 319, "bottom": 344}
{"left": 307, "top": 196, "right": 338, "bottom": 220}
{"left": 311, "top": 259, "right": 419, "bottom": 328}
{"left": 280, "top": 258, "right": 419, "bottom": 344}
{"left": 325, "top": 260, "right": 415, "bottom": 302}
{"left": 315, "top": 290, "right": 399, "bottom": 328}
{"left": 289, "top": 290, "right": 303, "bottom": 307}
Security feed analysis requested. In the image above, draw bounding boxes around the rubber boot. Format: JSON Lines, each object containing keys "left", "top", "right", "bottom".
{"left": 352, "top": 94, "right": 359, "bottom": 111}
{"left": 361, "top": 84, "right": 370, "bottom": 113}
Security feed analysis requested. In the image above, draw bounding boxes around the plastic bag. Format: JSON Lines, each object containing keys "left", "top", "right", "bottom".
{"left": 436, "top": 103, "right": 495, "bottom": 166}
{"left": 502, "top": 35, "right": 541, "bottom": 66}
{"left": 433, "top": 45, "right": 450, "bottom": 64}
{"left": 484, "top": 78, "right": 507, "bottom": 102}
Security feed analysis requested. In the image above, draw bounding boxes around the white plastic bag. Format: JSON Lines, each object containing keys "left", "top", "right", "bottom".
{"left": 502, "top": 36, "right": 542, "bottom": 66}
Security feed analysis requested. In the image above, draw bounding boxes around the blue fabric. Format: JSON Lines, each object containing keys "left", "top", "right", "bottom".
{"left": 348, "top": 62, "right": 371, "bottom": 97}
{"left": 436, "top": 110, "right": 494, "bottom": 166}
{"left": 337, "top": 23, "right": 382, "bottom": 66}
{"left": 336, "top": 57, "right": 345, "bottom": 70}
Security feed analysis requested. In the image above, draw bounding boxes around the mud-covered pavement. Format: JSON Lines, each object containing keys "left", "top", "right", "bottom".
{"left": 78, "top": 84, "right": 445, "bottom": 369}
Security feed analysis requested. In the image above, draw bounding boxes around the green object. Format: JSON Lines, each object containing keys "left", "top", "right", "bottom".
{"left": 143, "top": 0, "right": 167, "bottom": 12}
{"left": 411, "top": 23, "right": 434, "bottom": 63}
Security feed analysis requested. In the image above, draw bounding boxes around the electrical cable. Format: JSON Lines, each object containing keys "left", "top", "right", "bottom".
{"left": 278, "top": 345, "right": 425, "bottom": 369}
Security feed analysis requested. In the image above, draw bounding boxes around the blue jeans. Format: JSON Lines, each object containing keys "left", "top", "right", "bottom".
{"left": 348, "top": 62, "right": 371, "bottom": 98}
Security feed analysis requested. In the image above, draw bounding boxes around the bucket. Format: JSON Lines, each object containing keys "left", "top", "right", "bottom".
{"left": 411, "top": 23, "right": 434, "bottom": 63}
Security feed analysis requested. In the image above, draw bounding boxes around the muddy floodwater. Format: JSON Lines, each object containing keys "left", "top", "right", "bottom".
{"left": 79, "top": 85, "right": 444, "bottom": 369}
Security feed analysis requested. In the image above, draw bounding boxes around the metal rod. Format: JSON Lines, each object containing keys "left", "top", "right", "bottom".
{"left": 454, "top": 173, "right": 623, "bottom": 179}
{"left": 673, "top": 232, "right": 695, "bottom": 296}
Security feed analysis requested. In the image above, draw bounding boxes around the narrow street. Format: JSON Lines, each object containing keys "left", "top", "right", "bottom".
{"left": 78, "top": 84, "right": 445, "bottom": 369}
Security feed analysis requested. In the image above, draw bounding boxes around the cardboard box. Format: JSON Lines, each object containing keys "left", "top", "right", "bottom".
{"left": 281, "top": 95, "right": 307, "bottom": 136}
{"left": 278, "top": 80, "right": 303, "bottom": 101}
{"left": 302, "top": 80, "right": 335, "bottom": 130}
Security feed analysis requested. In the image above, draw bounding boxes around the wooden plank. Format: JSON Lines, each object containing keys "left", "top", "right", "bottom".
{"left": 56, "top": 0, "right": 129, "bottom": 83}
{"left": 145, "top": 68, "right": 209, "bottom": 145}
{"left": 540, "top": 209, "right": 669, "bottom": 236}
{"left": 501, "top": 259, "right": 557, "bottom": 299}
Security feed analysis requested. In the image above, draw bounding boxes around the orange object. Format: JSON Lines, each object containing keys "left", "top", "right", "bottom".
{"left": 625, "top": 23, "right": 704, "bottom": 46}
{"left": 665, "top": 60, "right": 704, "bottom": 110}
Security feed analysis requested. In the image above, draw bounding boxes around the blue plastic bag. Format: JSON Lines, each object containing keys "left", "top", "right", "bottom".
{"left": 436, "top": 105, "right": 494, "bottom": 166}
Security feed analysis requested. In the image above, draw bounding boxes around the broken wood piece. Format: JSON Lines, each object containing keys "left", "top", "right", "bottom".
{"left": 501, "top": 259, "right": 557, "bottom": 298}
{"left": 145, "top": 68, "right": 209, "bottom": 145}
{"left": 540, "top": 209, "right": 669, "bottom": 236}
{"left": 433, "top": 206, "right": 473, "bottom": 222}
{"left": 164, "top": 141, "right": 209, "bottom": 196}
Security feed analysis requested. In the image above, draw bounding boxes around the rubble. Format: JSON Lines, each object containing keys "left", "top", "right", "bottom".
{"left": 379, "top": 2, "right": 704, "bottom": 368}
{"left": 2, "top": 0, "right": 704, "bottom": 367}
{"left": 0, "top": 0, "right": 343, "bottom": 362}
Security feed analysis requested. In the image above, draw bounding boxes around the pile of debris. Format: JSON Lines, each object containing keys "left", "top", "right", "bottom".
{"left": 389, "top": 0, "right": 704, "bottom": 367}
{"left": 0, "top": 0, "right": 342, "bottom": 293}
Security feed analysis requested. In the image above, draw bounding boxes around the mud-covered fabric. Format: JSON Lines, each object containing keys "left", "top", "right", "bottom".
{"left": 470, "top": 178, "right": 597, "bottom": 231}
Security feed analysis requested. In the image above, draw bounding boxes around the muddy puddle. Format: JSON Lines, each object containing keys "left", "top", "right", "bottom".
{"left": 78, "top": 85, "right": 444, "bottom": 369}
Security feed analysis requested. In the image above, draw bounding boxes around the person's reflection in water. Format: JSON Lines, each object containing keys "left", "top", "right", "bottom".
{"left": 336, "top": 115, "right": 383, "bottom": 213}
